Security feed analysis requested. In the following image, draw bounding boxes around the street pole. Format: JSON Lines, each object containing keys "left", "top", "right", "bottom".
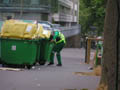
{"left": 116, "top": 0, "right": 120, "bottom": 90}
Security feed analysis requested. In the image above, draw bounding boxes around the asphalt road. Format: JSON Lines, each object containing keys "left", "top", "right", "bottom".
{"left": 0, "top": 48, "right": 100, "bottom": 90}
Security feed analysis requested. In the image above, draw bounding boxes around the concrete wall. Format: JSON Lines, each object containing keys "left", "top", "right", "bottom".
{"left": 65, "top": 34, "right": 81, "bottom": 48}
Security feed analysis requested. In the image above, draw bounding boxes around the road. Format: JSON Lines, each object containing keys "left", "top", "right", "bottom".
{"left": 0, "top": 48, "right": 100, "bottom": 90}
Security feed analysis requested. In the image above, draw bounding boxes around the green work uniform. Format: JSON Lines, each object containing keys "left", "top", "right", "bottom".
{"left": 50, "top": 31, "right": 66, "bottom": 65}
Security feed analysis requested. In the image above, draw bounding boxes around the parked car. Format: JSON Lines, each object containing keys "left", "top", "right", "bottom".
{"left": 38, "top": 21, "right": 53, "bottom": 31}
{"left": 52, "top": 24, "right": 61, "bottom": 29}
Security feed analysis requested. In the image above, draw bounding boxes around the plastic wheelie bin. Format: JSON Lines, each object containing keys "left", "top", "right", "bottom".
{"left": 95, "top": 42, "right": 103, "bottom": 66}
{"left": 1, "top": 38, "right": 39, "bottom": 69}
{"left": 38, "top": 39, "right": 54, "bottom": 65}
{"left": 44, "top": 42, "right": 54, "bottom": 62}
{"left": 0, "top": 21, "right": 3, "bottom": 64}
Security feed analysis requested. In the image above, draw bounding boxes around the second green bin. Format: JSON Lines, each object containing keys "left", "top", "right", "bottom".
{"left": 38, "top": 39, "right": 54, "bottom": 65}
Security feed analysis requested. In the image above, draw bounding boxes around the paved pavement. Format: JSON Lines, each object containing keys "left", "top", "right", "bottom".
{"left": 0, "top": 48, "right": 100, "bottom": 90}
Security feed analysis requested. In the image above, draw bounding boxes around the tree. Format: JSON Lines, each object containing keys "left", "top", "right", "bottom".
{"left": 79, "top": 0, "right": 107, "bottom": 36}
{"left": 97, "top": 0, "right": 119, "bottom": 90}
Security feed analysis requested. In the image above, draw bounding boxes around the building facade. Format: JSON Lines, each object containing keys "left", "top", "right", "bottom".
{"left": 53, "top": 0, "right": 79, "bottom": 26}
{"left": 0, "top": 0, "right": 79, "bottom": 26}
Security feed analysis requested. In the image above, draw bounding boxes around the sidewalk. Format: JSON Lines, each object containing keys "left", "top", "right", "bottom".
{"left": 0, "top": 48, "right": 100, "bottom": 90}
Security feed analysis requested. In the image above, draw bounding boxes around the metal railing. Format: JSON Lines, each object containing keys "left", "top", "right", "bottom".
{"left": 53, "top": 13, "right": 73, "bottom": 22}
{"left": 58, "top": 0, "right": 73, "bottom": 8}
{"left": 0, "top": 3, "right": 50, "bottom": 8}
{"left": 59, "top": 13, "right": 72, "bottom": 22}
{"left": 57, "top": 25, "right": 81, "bottom": 37}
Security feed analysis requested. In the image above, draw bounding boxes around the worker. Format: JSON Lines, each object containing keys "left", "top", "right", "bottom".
{"left": 88, "top": 37, "right": 103, "bottom": 70}
{"left": 48, "top": 30, "right": 66, "bottom": 66}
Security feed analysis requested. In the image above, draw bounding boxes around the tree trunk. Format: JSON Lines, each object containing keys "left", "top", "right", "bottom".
{"left": 99, "top": 0, "right": 118, "bottom": 90}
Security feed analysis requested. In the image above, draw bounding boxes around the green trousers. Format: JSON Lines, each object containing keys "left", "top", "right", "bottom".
{"left": 50, "top": 42, "right": 65, "bottom": 64}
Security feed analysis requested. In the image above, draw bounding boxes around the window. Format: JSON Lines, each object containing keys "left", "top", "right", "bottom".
{"left": 9, "top": 0, "right": 20, "bottom": 4}
{"left": 0, "top": 0, "right": 4, "bottom": 3}
{"left": 23, "top": 0, "right": 30, "bottom": 5}
{"left": 41, "top": 14, "right": 48, "bottom": 21}
{"left": 8, "top": 0, "right": 30, "bottom": 5}
{"left": 3, "top": 0, "right": 10, "bottom": 4}
{"left": 39, "top": 0, "right": 49, "bottom": 5}
{"left": 31, "top": 0, "right": 39, "bottom": 5}
{"left": 74, "top": 4, "right": 77, "bottom": 11}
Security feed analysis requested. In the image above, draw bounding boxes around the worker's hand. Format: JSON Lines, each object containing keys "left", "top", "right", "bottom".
{"left": 50, "top": 40, "right": 55, "bottom": 43}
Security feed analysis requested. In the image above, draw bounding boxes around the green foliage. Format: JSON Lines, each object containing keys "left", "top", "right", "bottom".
{"left": 79, "top": 0, "right": 107, "bottom": 36}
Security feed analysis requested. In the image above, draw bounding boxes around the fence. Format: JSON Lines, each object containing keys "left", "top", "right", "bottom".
{"left": 57, "top": 25, "right": 81, "bottom": 38}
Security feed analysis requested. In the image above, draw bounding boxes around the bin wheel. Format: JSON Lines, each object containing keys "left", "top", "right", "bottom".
{"left": 33, "top": 62, "right": 36, "bottom": 66}
{"left": 0, "top": 60, "right": 2, "bottom": 64}
{"left": 27, "top": 65, "right": 32, "bottom": 69}
{"left": 2, "top": 63, "right": 8, "bottom": 67}
{"left": 39, "top": 60, "right": 46, "bottom": 65}
{"left": 21, "top": 65, "right": 25, "bottom": 68}
{"left": 2, "top": 64, "right": 5, "bottom": 67}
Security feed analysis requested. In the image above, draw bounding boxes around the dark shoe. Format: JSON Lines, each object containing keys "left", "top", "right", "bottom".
{"left": 56, "top": 64, "right": 62, "bottom": 66}
{"left": 48, "top": 62, "right": 54, "bottom": 65}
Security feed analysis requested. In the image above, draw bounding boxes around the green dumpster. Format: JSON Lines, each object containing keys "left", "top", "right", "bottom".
{"left": 45, "top": 42, "right": 54, "bottom": 62}
{"left": 38, "top": 39, "right": 54, "bottom": 65}
{"left": 95, "top": 42, "right": 103, "bottom": 66}
{"left": 0, "top": 21, "right": 3, "bottom": 64}
{"left": 1, "top": 38, "right": 39, "bottom": 69}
